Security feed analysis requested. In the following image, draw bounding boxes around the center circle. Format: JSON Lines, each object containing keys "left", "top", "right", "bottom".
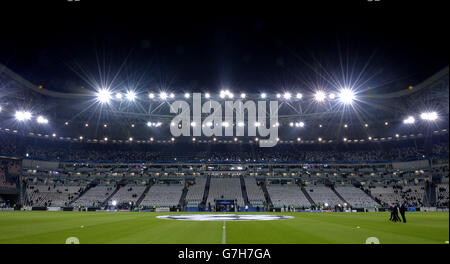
{"left": 157, "top": 214, "right": 294, "bottom": 221}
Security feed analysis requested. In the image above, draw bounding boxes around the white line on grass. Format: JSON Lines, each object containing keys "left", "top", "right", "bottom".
{"left": 222, "top": 221, "right": 226, "bottom": 244}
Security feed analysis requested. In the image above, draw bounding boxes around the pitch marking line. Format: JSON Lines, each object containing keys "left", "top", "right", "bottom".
{"left": 222, "top": 221, "right": 226, "bottom": 245}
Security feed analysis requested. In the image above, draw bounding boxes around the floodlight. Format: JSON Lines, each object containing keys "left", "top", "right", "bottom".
{"left": 115, "top": 93, "right": 122, "bottom": 99}
{"left": 36, "top": 116, "right": 49, "bottom": 124}
{"left": 314, "top": 91, "right": 326, "bottom": 102}
{"left": 240, "top": 93, "right": 246, "bottom": 99}
{"left": 329, "top": 93, "right": 335, "bottom": 99}
{"left": 112, "top": 200, "right": 117, "bottom": 206}
{"left": 170, "top": 93, "right": 175, "bottom": 99}
{"left": 160, "top": 92, "right": 168, "bottom": 100}
{"left": 338, "top": 89, "right": 355, "bottom": 104}
{"left": 97, "top": 89, "right": 112, "bottom": 103}
{"left": 283, "top": 92, "right": 291, "bottom": 100}
{"left": 260, "top": 93, "right": 267, "bottom": 99}
{"left": 205, "top": 92, "right": 210, "bottom": 98}
{"left": 15, "top": 111, "right": 32, "bottom": 121}
{"left": 184, "top": 93, "right": 190, "bottom": 98}
{"left": 148, "top": 93, "right": 155, "bottom": 99}
{"left": 420, "top": 112, "right": 438, "bottom": 121}
{"left": 403, "top": 116, "right": 415, "bottom": 124}
{"left": 237, "top": 122, "right": 245, "bottom": 127}
{"left": 296, "top": 93, "right": 303, "bottom": 99}
{"left": 126, "top": 91, "right": 136, "bottom": 101}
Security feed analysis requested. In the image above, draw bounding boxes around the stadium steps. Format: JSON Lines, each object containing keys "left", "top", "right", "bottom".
{"left": 179, "top": 183, "right": 189, "bottom": 209}
{"left": 239, "top": 175, "right": 250, "bottom": 206}
{"left": 424, "top": 181, "right": 437, "bottom": 206}
{"left": 202, "top": 175, "right": 211, "bottom": 205}
{"left": 300, "top": 185, "right": 315, "bottom": 206}
{"left": 101, "top": 185, "right": 121, "bottom": 207}
{"left": 69, "top": 184, "right": 93, "bottom": 206}
{"left": 260, "top": 180, "right": 273, "bottom": 207}
{"left": 331, "top": 187, "right": 350, "bottom": 206}
{"left": 363, "top": 187, "right": 382, "bottom": 206}
{"left": 136, "top": 183, "right": 153, "bottom": 207}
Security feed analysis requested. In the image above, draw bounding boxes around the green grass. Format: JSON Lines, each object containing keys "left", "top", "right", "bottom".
{"left": 0, "top": 211, "right": 448, "bottom": 244}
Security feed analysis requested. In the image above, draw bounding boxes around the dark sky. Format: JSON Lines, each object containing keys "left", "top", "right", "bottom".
{"left": 0, "top": 0, "right": 448, "bottom": 94}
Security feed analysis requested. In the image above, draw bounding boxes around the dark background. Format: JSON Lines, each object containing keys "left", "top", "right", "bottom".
{"left": 0, "top": 0, "right": 448, "bottom": 94}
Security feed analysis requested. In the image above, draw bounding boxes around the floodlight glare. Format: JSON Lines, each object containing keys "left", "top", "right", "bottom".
{"left": 184, "top": 93, "right": 190, "bottom": 98}
{"left": 170, "top": 93, "right": 175, "bottom": 99}
{"left": 205, "top": 92, "right": 210, "bottom": 98}
{"left": 314, "top": 91, "right": 326, "bottom": 102}
{"left": 125, "top": 91, "right": 136, "bottom": 101}
{"left": 283, "top": 92, "right": 291, "bottom": 100}
{"left": 15, "top": 111, "right": 32, "bottom": 121}
{"left": 296, "top": 93, "right": 303, "bottom": 99}
{"left": 420, "top": 112, "right": 438, "bottom": 121}
{"left": 329, "top": 93, "right": 336, "bottom": 99}
{"left": 148, "top": 93, "right": 155, "bottom": 99}
{"left": 260, "top": 93, "right": 267, "bottom": 99}
{"left": 97, "top": 89, "right": 112, "bottom": 103}
{"left": 238, "top": 122, "right": 245, "bottom": 127}
{"left": 115, "top": 93, "right": 122, "bottom": 99}
{"left": 338, "top": 89, "right": 355, "bottom": 104}
{"left": 222, "top": 122, "right": 229, "bottom": 127}
{"left": 36, "top": 116, "right": 49, "bottom": 124}
{"left": 160, "top": 92, "right": 168, "bottom": 100}
{"left": 276, "top": 93, "right": 281, "bottom": 98}
{"left": 403, "top": 116, "right": 415, "bottom": 124}
{"left": 240, "top": 93, "right": 246, "bottom": 99}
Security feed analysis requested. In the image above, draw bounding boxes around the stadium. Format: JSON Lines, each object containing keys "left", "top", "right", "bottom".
{"left": 0, "top": 0, "right": 448, "bottom": 248}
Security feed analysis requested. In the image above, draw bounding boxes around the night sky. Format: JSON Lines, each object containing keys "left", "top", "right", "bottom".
{"left": 0, "top": 0, "right": 448, "bottom": 94}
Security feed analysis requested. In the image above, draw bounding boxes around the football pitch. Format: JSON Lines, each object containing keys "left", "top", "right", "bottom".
{"left": 0, "top": 211, "right": 448, "bottom": 244}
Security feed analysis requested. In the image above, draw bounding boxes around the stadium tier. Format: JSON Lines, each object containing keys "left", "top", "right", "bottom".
{"left": 185, "top": 177, "right": 207, "bottom": 206}
{"left": 207, "top": 177, "right": 245, "bottom": 208}
{"left": 266, "top": 184, "right": 311, "bottom": 208}
{"left": 140, "top": 184, "right": 184, "bottom": 208}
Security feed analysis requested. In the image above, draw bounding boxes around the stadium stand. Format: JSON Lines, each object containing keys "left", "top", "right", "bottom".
{"left": 185, "top": 177, "right": 206, "bottom": 206}
{"left": 244, "top": 177, "right": 265, "bottom": 206}
{"left": 107, "top": 184, "right": 146, "bottom": 206}
{"left": 334, "top": 185, "right": 379, "bottom": 208}
{"left": 267, "top": 184, "right": 311, "bottom": 208}
{"left": 207, "top": 177, "right": 245, "bottom": 207}
{"left": 305, "top": 185, "right": 343, "bottom": 207}
{"left": 370, "top": 184, "right": 425, "bottom": 207}
{"left": 140, "top": 184, "right": 184, "bottom": 208}
{"left": 72, "top": 185, "right": 116, "bottom": 207}
{"left": 26, "top": 184, "right": 83, "bottom": 207}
